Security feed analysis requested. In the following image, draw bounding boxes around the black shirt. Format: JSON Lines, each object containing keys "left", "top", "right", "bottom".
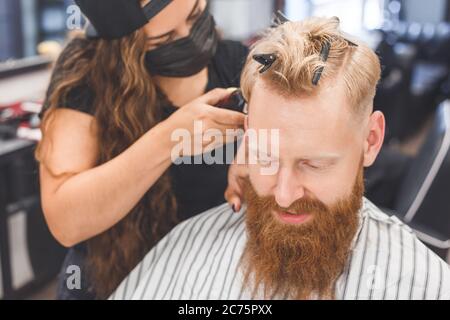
{"left": 42, "top": 38, "right": 248, "bottom": 299}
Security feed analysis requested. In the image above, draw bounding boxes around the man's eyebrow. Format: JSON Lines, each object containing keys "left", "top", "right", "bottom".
{"left": 147, "top": 0, "right": 201, "bottom": 41}
{"left": 248, "top": 145, "right": 339, "bottom": 159}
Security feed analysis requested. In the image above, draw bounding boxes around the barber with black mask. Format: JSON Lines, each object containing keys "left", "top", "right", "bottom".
{"left": 37, "top": 0, "right": 248, "bottom": 299}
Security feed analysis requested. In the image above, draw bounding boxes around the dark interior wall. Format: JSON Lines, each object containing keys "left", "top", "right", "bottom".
{"left": 0, "top": 0, "right": 24, "bottom": 62}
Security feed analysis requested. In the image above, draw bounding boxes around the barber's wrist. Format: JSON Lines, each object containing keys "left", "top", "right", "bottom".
{"left": 152, "top": 118, "right": 179, "bottom": 162}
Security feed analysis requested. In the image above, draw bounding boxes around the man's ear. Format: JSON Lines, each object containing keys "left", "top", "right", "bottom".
{"left": 363, "top": 111, "right": 385, "bottom": 167}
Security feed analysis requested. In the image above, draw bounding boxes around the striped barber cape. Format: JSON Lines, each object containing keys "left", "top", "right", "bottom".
{"left": 110, "top": 198, "right": 450, "bottom": 300}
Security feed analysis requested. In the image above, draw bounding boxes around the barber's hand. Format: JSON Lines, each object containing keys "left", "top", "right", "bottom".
{"left": 225, "top": 141, "right": 248, "bottom": 212}
{"left": 166, "top": 88, "right": 245, "bottom": 157}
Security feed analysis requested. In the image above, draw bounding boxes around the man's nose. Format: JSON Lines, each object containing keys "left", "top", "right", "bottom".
{"left": 273, "top": 168, "right": 305, "bottom": 208}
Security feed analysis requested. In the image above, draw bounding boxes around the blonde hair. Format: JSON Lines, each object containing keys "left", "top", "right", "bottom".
{"left": 241, "top": 17, "right": 381, "bottom": 117}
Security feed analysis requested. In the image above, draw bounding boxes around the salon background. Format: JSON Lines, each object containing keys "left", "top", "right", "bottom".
{"left": 0, "top": 0, "right": 449, "bottom": 300}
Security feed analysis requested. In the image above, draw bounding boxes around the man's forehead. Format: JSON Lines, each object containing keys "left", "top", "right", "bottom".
{"left": 246, "top": 79, "right": 361, "bottom": 161}
{"left": 248, "top": 79, "right": 353, "bottom": 131}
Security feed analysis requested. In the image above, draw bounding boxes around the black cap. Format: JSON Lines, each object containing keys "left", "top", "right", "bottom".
{"left": 75, "top": 0, "right": 173, "bottom": 40}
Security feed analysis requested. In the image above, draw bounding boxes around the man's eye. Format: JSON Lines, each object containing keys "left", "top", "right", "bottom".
{"left": 301, "top": 162, "right": 323, "bottom": 170}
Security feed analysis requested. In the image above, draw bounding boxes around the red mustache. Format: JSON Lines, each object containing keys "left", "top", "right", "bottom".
{"left": 258, "top": 193, "right": 329, "bottom": 217}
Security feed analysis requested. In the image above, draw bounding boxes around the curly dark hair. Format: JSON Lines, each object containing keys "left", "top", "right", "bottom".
{"left": 36, "top": 29, "right": 178, "bottom": 299}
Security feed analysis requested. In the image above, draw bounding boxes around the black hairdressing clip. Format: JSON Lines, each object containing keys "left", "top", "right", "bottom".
{"left": 271, "top": 10, "right": 290, "bottom": 27}
{"left": 342, "top": 35, "right": 359, "bottom": 47}
{"left": 311, "top": 18, "right": 358, "bottom": 86}
{"left": 312, "top": 41, "right": 331, "bottom": 86}
{"left": 253, "top": 53, "right": 277, "bottom": 74}
{"left": 329, "top": 16, "right": 358, "bottom": 46}
{"left": 264, "top": 13, "right": 359, "bottom": 84}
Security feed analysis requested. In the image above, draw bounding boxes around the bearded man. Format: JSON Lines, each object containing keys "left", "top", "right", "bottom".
{"left": 110, "top": 16, "right": 450, "bottom": 300}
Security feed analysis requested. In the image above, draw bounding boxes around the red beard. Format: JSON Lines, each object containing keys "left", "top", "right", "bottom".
{"left": 241, "top": 166, "right": 364, "bottom": 299}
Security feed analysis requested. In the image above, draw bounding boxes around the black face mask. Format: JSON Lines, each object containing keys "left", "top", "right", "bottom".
{"left": 144, "top": 6, "right": 218, "bottom": 78}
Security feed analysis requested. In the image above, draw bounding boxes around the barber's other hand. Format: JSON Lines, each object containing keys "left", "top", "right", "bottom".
{"left": 225, "top": 141, "right": 248, "bottom": 213}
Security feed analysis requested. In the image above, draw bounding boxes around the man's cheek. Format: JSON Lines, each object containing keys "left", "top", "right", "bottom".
{"left": 248, "top": 169, "right": 276, "bottom": 197}
{"left": 308, "top": 180, "right": 350, "bottom": 207}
